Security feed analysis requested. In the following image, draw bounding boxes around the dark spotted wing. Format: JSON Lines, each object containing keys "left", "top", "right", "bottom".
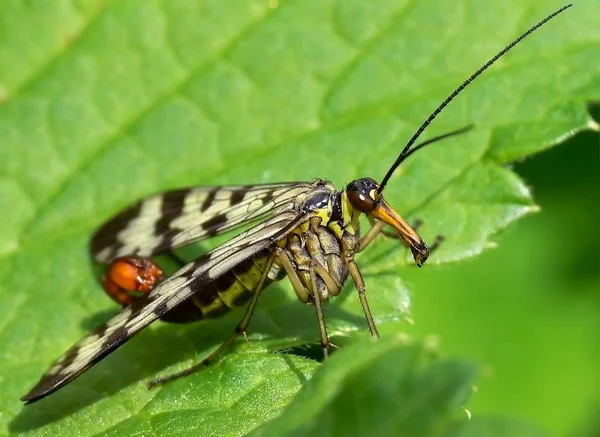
{"left": 91, "top": 182, "right": 313, "bottom": 263}
{"left": 22, "top": 210, "right": 308, "bottom": 404}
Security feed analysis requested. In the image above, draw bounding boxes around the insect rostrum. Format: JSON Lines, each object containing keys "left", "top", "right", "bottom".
{"left": 21, "top": 5, "right": 572, "bottom": 404}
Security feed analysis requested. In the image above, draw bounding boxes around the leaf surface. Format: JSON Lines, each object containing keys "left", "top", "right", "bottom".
{"left": 1, "top": 1, "right": 598, "bottom": 435}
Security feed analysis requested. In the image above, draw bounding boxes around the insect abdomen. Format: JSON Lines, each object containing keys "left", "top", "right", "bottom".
{"left": 164, "top": 250, "right": 284, "bottom": 322}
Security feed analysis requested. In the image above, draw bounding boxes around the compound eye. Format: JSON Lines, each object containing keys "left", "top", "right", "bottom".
{"left": 347, "top": 188, "right": 376, "bottom": 213}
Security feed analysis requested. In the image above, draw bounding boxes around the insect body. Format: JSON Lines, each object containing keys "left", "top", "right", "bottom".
{"left": 98, "top": 179, "right": 427, "bottom": 325}
{"left": 21, "top": 5, "right": 572, "bottom": 404}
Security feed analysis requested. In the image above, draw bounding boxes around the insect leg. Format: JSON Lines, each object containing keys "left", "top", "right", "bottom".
{"left": 277, "top": 251, "right": 334, "bottom": 358}
{"left": 309, "top": 260, "right": 331, "bottom": 359}
{"left": 429, "top": 235, "right": 444, "bottom": 252}
{"left": 363, "top": 218, "right": 445, "bottom": 254}
{"left": 358, "top": 220, "right": 387, "bottom": 252}
{"left": 411, "top": 219, "right": 423, "bottom": 232}
{"left": 277, "top": 248, "right": 310, "bottom": 302}
{"left": 409, "top": 220, "right": 445, "bottom": 253}
{"left": 312, "top": 262, "right": 341, "bottom": 293}
{"left": 347, "top": 258, "right": 380, "bottom": 338}
{"left": 148, "top": 250, "right": 278, "bottom": 388}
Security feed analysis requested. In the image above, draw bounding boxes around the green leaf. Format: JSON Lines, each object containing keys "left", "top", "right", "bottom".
{"left": 249, "top": 336, "right": 477, "bottom": 437}
{"left": 1, "top": 1, "right": 598, "bottom": 436}
{"left": 247, "top": 337, "right": 552, "bottom": 437}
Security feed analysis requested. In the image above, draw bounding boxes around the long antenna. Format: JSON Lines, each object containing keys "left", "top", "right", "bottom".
{"left": 395, "top": 124, "right": 474, "bottom": 165}
{"left": 377, "top": 4, "right": 573, "bottom": 194}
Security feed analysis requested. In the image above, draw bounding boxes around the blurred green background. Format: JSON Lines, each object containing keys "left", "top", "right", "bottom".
{"left": 403, "top": 123, "right": 599, "bottom": 436}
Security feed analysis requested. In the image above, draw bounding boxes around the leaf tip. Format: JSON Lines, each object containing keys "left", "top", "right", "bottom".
{"left": 587, "top": 117, "right": 600, "bottom": 132}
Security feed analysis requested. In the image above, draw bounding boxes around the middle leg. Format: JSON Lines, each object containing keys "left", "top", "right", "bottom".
{"left": 309, "top": 260, "right": 331, "bottom": 359}
{"left": 277, "top": 250, "right": 334, "bottom": 359}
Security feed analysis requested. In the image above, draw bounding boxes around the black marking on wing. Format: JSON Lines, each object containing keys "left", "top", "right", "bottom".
{"left": 90, "top": 182, "right": 314, "bottom": 263}
{"left": 201, "top": 214, "right": 228, "bottom": 237}
{"left": 154, "top": 189, "right": 187, "bottom": 236}
{"left": 22, "top": 210, "right": 307, "bottom": 404}
{"left": 200, "top": 188, "right": 217, "bottom": 212}
{"left": 230, "top": 189, "right": 246, "bottom": 206}
{"left": 89, "top": 202, "right": 142, "bottom": 259}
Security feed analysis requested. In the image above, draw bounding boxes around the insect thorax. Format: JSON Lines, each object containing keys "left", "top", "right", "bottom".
{"left": 294, "top": 179, "right": 362, "bottom": 240}
{"left": 278, "top": 179, "right": 361, "bottom": 303}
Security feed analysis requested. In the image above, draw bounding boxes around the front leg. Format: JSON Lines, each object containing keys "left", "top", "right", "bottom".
{"left": 362, "top": 217, "right": 445, "bottom": 254}
{"left": 358, "top": 220, "right": 387, "bottom": 252}
{"left": 346, "top": 254, "right": 380, "bottom": 338}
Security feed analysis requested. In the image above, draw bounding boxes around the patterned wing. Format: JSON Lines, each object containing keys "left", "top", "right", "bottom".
{"left": 22, "top": 210, "right": 308, "bottom": 404}
{"left": 91, "top": 182, "right": 313, "bottom": 263}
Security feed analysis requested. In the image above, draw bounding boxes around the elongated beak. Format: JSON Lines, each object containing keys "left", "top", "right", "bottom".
{"left": 371, "top": 199, "right": 430, "bottom": 267}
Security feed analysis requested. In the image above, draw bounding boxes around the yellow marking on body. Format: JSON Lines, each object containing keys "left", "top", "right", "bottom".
{"left": 234, "top": 257, "right": 267, "bottom": 291}
{"left": 193, "top": 294, "right": 226, "bottom": 316}
{"left": 217, "top": 280, "right": 249, "bottom": 307}
{"left": 340, "top": 191, "right": 353, "bottom": 229}
{"left": 292, "top": 221, "right": 310, "bottom": 237}
{"left": 350, "top": 209, "right": 361, "bottom": 232}
{"left": 335, "top": 191, "right": 360, "bottom": 236}
{"left": 314, "top": 208, "right": 330, "bottom": 224}
{"left": 327, "top": 221, "right": 345, "bottom": 239}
